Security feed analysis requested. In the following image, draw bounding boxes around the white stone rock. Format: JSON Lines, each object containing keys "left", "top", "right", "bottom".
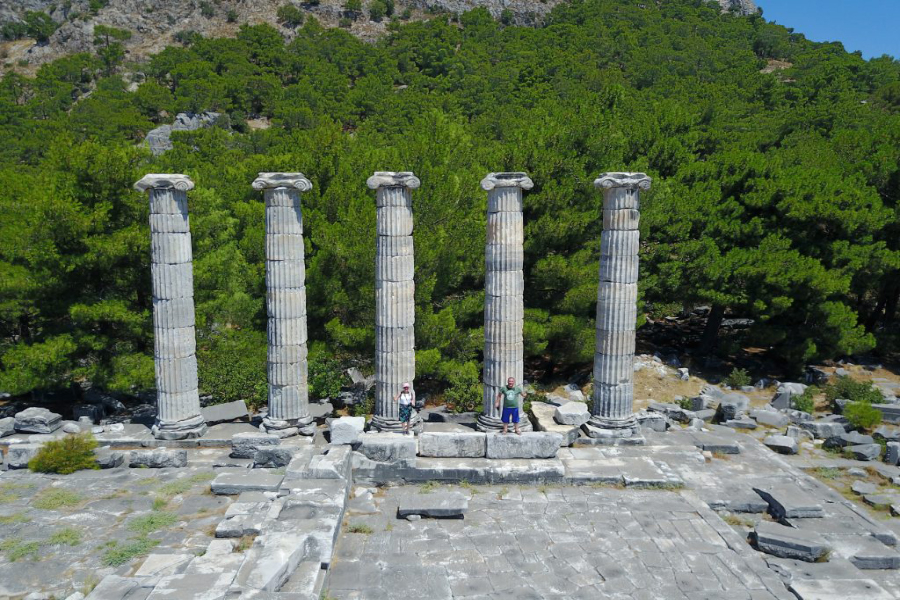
{"left": 554, "top": 402, "right": 590, "bottom": 426}
{"left": 357, "top": 433, "right": 417, "bottom": 462}
{"left": 418, "top": 432, "right": 486, "bottom": 458}
{"left": 329, "top": 416, "right": 366, "bottom": 445}
{"left": 485, "top": 432, "right": 562, "bottom": 459}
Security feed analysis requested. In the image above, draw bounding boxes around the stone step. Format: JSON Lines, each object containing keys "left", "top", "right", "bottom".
{"left": 396, "top": 491, "right": 468, "bottom": 518}
{"left": 753, "top": 483, "right": 824, "bottom": 519}
{"left": 753, "top": 521, "right": 831, "bottom": 562}
{"left": 211, "top": 471, "right": 285, "bottom": 495}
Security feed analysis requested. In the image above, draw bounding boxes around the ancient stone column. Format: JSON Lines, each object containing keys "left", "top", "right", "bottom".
{"left": 135, "top": 174, "right": 207, "bottom": 440}
{"left": 253, "top": 173, "right": 315, "bottom": 437}
{"left": 583, "top": 172, "right": 651, "bottom": 444}
{"left": 367, "top": 172, "right": 420, "bottom": 432}
{"left": 477, "top": 172, "right": 533, "bottom": 432}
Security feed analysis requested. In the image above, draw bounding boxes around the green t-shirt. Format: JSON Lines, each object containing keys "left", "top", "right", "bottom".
{"left": 501, "top": 386, "right": 523, "bottom": 408}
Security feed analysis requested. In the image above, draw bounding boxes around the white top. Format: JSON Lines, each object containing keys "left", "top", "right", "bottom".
{"left": 399, "top": 391, "right": 413, "bottom": 406}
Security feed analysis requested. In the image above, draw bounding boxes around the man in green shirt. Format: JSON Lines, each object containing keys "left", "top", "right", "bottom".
{"left": 495, "top": 377, "right": 526, "bottom": 435}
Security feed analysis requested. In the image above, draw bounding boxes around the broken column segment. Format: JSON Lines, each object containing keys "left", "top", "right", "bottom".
{"left": 253, "top": 173, "right": 315, "bottom": 437}
{"left": 367, "top": 172, "right": 420, "bottom": 433}
{"left": 583, "top": 172, "right": 651, "bottom": 444}
{"left": 477, "top": 172, "right": 533, "bottom": 432}
{"left": 135, "top": 174, "right": 207, "bottom": 440}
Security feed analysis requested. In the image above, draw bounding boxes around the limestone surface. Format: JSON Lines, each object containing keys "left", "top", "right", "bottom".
{"left": 329, "top": 416, "right": 366, "bottom": 445}
{"left": 14, "top": 407, "right": 62, "bottom": 434}
{"left": 484, "top": 432, "right": 562, "bottom": 459}
{"left": 417, "top": 431, "right": 486, "bottom": 458}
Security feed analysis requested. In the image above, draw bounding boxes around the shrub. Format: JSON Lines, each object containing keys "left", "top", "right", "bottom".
{"left": 1, "top": 21, "right": 28, "bottom": 41}
{"left": 344, "top": 0, "right": 362, "bottom": 14}
{"left": 792, "top": 387, "right": 817, "bottom": 414}
{"left": 441, "top": 360, "right": 482, "bottom": 413}
{"left": 843, "top": 401, "right": 882, "bottom": 431}
{"left": 198, "top": 329, "right": 267, "bottom": 412}
{"left": 350, "top": 393, "right": 374, "bottom": 417}
{"left": 369, "top": 1, "right": 386, "bottom": 21}
{"left": 725, "top": 367, "right": 751, "bottom": 388}
{"left": 825, "top": 376, "right": 882, "bottom": 410}
{"left": 277, "top": 4, "right": 304, "bottom": 27}
{"left": 226, "top": 9, "right": 238, "bottom": 23}
{"left": 24, "top": 11, "right": 58, "bottom": 43}
{"left": 199, "top": 1, "right": 215, "bottom": 18}
{"left": 339, "top": 17, "right": 352, "bottom": 28}
{"left": 500, "top": 9, "right": 513, "bottom": 25}
{"left": 28, "top": 433, "right": 99, "bottom": 474}
{"left": 400, "top": 7, "right": 412, "bottom": 19}
{"left": 309, "top": 349, "right": 345, "bottom": 400}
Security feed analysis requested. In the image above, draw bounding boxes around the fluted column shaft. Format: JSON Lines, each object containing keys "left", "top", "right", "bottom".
{"left": 477, "top": 173, "right": 533, "bottom": 432}
{"left": 135, "top": 174, "right": 207, "bottom": 440}
{"left": 368, "top": 172, "right": 420, "bottom": 432}
{"left": 584, "top": 172, "right": 651, "bottom": 443}
{"left": 254, "top": 173, "right": 315, "bottom": 437}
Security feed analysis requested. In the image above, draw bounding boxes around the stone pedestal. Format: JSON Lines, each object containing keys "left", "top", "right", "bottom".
{"left": 253, "top": 173, "right": 315, "bottom": 437}
{"left": 583, "top": 172, "right": 651, "bottom": 445}
{"left": 367, "top": 172, "right": 421, "bottom": 432}
{"left": 135, "top": 174, "right": 207, "bottom": 440}
{"left": 477, "top": 173, "right": 533, "bottom": 432}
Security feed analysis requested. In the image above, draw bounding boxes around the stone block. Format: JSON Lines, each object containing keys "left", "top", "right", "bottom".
{"left": 134, "top": 553, "right": 193, "bottom": 578}
{"left": 94, "top": 447, "right": 125, "bottom": 469}
{"left": 484, "top": 319, "right": 523, "bottom": 345}
{"left": 690, "top": 432, "right": 740, "bottom": 454}
{"left": 600, "top": 230, "right": 639, "bottom": 256}
{"left": 306, "top": 445, "right": 352, "bottom": 479}
{"left": 232, "top": 432, "right": 280, "bottom": 458}
{"left": 863, "top": 494, "right": 895, "bottom": 509}
{"left": 695, "top": 408, "right": 717, "bottom": 422}
{"left": 751, "top": 409, "right": 789, "bottom": 429}
{"left": 83, "top": 575, "right": 143, "bottom": 600}
{"left": 0, "top": 416, "right": 15, "bottom": 437}
{"left": 800, "top": 420, "right": 846, "bottom": 439}
{"left": 265, "top": 206, "right": 304, "bottom": 236}
{"left": 211, "top": 472, "right": 284, "bottom": 495}
{"left": 753, "top": 484, "right": 824, "bottom": 519}
{"left": 266, "top": 233, "right": 305, "bottom": 261}
{"left": 329, "top": 416, "right": 366, "bottom": 445}
{"left": 848, "top": 536, "right": 900, "bottom": 570}
{"left": 72, "top": 404, "right": 104, "bottom": 424}
{"left": 771, "top": 382, "right": 807, "bottom": 410}
{"left": 267, "top": 317, "right": 307, "bottom": 346}
{"left": 235, "top": 532, "right": 312, "bottom": 592}
{"left": 529, "top": 402, "right": 579, "bottom": 447}
{"left": 553, "top": 401, "right": 590, "bottom": 426}
{"left": 824, "top": 431, "right": 875, "bottom": 449}
{"left": 788, "top": 579, "right": 895, "bottom": 600}
{"left": 848, "top": 443, "right": 882, "bottom": 461}
{"left": 150, "top": 262, "right": 193, "bottom": 299}
{"left": 753, "top": 521, "right": 830, "bottom": 562}
{"left": 216, "top": 513, "right": 264, "bottom": 538}
{"left": 485, "top": 269, "right": 524, "bottom": 296}
{"left": 6, "top": 443, "right": 41, "bottom": 469}
{"left": 485, "top": 432, "right": 562, "bottom": 459}
{"left": 417, "top": 432, "right": 486, "bottom": 458}
{"left": 598, "top": 254, "right": 638, "bottom": 284}
{"left": 763, "top": 435, "right": 798, "bottom": 455}
{"left": 851, "top": 481, "right": 878, "bottom": 496}
{"left": 253, "top": 447, "right": 294, "bottom": 468}
{"left": 14, "top": 407, "right": 62, "bottom": 434}
{"left": 397, "top": 492, "right": 468, "bottom": 518}
{"left": 149, "top": 213, "right": 189, "bottom": 233}
{"left": 873, "top": 403, "right": 900, "bottom": 424}
{"left": 723, "top": 418, "right": 757, "bottom": 429}
{"left": 376, "top": 205, "right": 413, "bottom": 236}
{"left": 266, "top": 259, "right": 305, "bottom": 290}
{"left": 129, "top": 448, "right": 187, "bottom": 468}
{"left": 886, "top": 442, "right": 900, "bottom": 466}
{"left": 357, "top": 433, "right": 417, "bottom": 462}
{"left": 201, "top": 399, "right": 249, "bottom": 424}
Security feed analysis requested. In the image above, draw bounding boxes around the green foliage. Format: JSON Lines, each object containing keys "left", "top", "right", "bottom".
{"left": 725, "top": 368, "right": 751, "bottom": 388}
{"left": 350, "top": 392, "right": 374, "bottom": 417}
{"left": 369, "top": 1, "right": 385, "bottom": 22}
{"left": 1, "top": 21, "right": 28, "bottom": 41}
{"left": 88, "top": 0, "right": 109, "bottom": 15}
{"left": 0, "top": 512, "right": 30, "bottom": 525}
{"left": 31, "top": 488, "right": 82, "bottom": 510}
{"left": 277, "top": 4, "right": 304, "bottom": 27}
{"left": 843, "top": 400, "right": 882, "bottom": 431}
{"left": 792, "top": 387, "right": 816, "bottom": 414}
{"left": 825, "top": 377, "right": 883, "bottom": 409}
{"left": 199, "top": 1, "right": 215, "bottom": 18}
{"left": 442, "top": 360, "right": 482, "bottom": 413}
{"left": 1, "top": 0, "right": 900, "bottom": 404}
{"left": 227, "top": 9, "right": 239, "bottom": 23}
{"left": 197, "top": 330, "right": 267, "bottom": 411}
{"left": 308, "top": 347, "right": 345, "bottom": 400}
{"left": 28, "top": 433, "right": 99, "bottom": 474}
{"left": 24, "top": 11, "right": 57, "bottom": 43}
{"left": 93, "top": 24, "right": 132, "bottom": 74}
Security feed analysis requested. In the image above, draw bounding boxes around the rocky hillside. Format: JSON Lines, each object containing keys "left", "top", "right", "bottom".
{"left": 1, "top": 0, "right": 757, "bottom": 72}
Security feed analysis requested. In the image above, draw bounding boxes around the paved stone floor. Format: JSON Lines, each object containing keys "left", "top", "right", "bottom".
{"left": 329, "top": 484, "right": 793, "bottom": 600}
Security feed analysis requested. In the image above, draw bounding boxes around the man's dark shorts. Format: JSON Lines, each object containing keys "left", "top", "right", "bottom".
{"left": 501, "top": 407, "right": 519, "bottom": 424}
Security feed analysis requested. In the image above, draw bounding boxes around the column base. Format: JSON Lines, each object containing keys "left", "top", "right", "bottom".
{"left": 581, "top": 415, "right": 645, "bottom": 446}
{"left": 476, "top": 412, "right": 534, "bottom": 433}
{"left": 370, "top": 412, "right": 423, "bottom": 433}
{"left": 152, "top": 414, "right": 208, "bottom": 440}
{"left": 261, "top": 415, "right": 315, "bottom": 438}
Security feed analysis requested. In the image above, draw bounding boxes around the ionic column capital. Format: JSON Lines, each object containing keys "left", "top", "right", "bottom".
{"left": 135, "top": 174, "right": 195, "bottom": 192}
{"left": 252, "top": 172, "right": 313, "bottom": 192}
{"left": 593, "top": 172, "right": 651, "bottom": 191}
{"left": 481, "top": 172, "right": 534, "bottom": 191}
{"left": 367, "top": 171, "right": 420, "bottom": 190}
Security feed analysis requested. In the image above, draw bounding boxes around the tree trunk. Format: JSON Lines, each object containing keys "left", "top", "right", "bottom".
{"left": 700, "top": 304, "right": 726, "bottom": 353}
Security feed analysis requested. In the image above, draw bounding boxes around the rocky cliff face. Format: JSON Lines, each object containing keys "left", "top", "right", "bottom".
{"left": 0, "top": 0, "right": 756, "bottom": 72}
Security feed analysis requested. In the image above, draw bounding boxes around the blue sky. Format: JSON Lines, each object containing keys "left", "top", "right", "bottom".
{"left": 758, "top": 0, "right": 900, "bottom": 60}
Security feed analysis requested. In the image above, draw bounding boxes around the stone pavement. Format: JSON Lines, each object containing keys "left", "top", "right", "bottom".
{"left": 329, "top": 484, "right": 792, "bottom": 600}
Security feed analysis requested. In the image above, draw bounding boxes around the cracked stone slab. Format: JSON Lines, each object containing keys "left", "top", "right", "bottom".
{"left": 788, "top": 578, "right": 896, "bottom": 600}
{"left": 753, "top": 483, "right": 824, "bottom": 519}
{"left": 485, "top": 432, "right": 562, "bottom": 459}
{"left": 417, "top": 432, "right": 486, "bottom": 458}
{"left": 396, "top": 491, "right": 469, "bottom": 518}
{"left": 753, "top": 521, "right": 831, "bottom": 562}
{"left": 211, "top": 471, "right": 284, "bottom": 495}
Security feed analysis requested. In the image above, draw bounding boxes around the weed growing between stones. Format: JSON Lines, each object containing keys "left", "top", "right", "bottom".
{"left": 346, "top": 523, "right": 374, "bottom": 534}
{"left": 418, "top": 481, "right": 438, "bottom": 494}
{"left": 0, "top": 538, "right": 40, "bottom": 561}
{"left": 814, "top": 467, "right": 842, "bottom": 479}
{"left": 81, "top": 573, "right": 100, "bottom": 596}
{"left": 0, "top": 481, "right": 36, "bottom": 503}
{"left": 725, "top": 368, "right": 751, "bottom": 388}
{"left": 498, "top": 486, "right": 509, "bottom": 499}
{"left": 127, "top": 512, "right": 178, "bottom": 536}
{"left": 28, "top": 433, "right": 99, "bottom": 474}
{"left": 459, "top": 480, "right": 479, "bottom": 494}
{"left": 49, "top": 527, "right": 82, "bottom": 546}
{"left": 151, "top": 497, "right": 168, "bottom": 511}
{"left": 0, "top": 511, "right": 31, "bottom": 524}
{"left": 721, "top": 513, "right": 754, "bottom": 528}
{"left": 102, "top": 538, "right": 160, "bottom": 567}
{"left": 157, "top": 471, "right": 216, "bottom": 498}
{"left": 233, "top": 534, "right": 256, "bottom": 552}
{"left": 31, "top": 488, "right": 83, "bottom": 510}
